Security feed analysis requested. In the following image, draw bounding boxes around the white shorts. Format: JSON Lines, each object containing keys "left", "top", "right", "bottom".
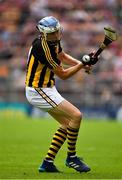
{"left": 25, "top": 86, "right": 64, "bottom": 111}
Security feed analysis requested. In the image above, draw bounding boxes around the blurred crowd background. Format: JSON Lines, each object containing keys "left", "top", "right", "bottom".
{"left": 0, "top": 0, "right": 122, "bottom": 120}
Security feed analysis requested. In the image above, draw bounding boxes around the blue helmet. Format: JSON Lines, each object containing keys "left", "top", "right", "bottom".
{"left": 37, "top": 16, "right": 61, "bottom": 34}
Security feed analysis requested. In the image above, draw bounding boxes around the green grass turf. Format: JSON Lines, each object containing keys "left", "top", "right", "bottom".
{"left": 0, "top": 111, "right": 122, "bottom": 179}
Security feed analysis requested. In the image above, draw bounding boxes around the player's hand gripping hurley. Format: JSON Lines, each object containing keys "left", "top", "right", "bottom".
{"left": 82, "top": 26, "right": 117, "bottom": 73}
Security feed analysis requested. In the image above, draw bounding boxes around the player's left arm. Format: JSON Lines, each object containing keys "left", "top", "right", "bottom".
{"left": 58, "top": 51, "right": 81, "bottom": 66}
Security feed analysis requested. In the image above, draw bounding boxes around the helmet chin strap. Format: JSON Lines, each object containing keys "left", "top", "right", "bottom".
{"left": 43, "top": 32, "right": 47, "bottom": 40}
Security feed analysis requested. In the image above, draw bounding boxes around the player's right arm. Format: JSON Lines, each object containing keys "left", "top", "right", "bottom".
{"left": 58, "top": 51, "right": 81, "bottom": 65}
{"left": 53, "top": 62, "right": 92, "bottom": 80}
{"left": 53, "top": 50, "right": 92, "bottom": 80}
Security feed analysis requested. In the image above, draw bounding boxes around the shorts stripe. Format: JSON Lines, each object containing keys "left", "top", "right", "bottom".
{"left": 35, "top": 87, "right": 57, "bottom": 108}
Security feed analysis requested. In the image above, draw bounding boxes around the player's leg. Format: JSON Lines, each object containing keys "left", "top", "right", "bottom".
{"left": 48, "top": 100, "right": 91, "bottom": 173}
{"left": 39, "top": 114, "right": 69, "bottom": 172}
{"left": 40, "top": 99, "right": 81, "bottom": 164}
{"left": 39, "top": 99, "right": 80, "bottom": 173}
{"left": 39, "top": 127, "right": 67, "bottom": 172}
{"left": 49, "top": 99, "right": 82, "bottom": 157}
{"left": 26, "top": 86, "right": 68, "bottom": 172}
{"left": 49, "top": 99, "right": 82, "bottom": 128}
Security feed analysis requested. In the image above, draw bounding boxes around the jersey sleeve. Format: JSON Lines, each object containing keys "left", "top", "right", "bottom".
{"left": 41, "top": 39, "right": 61, "bottom": 70}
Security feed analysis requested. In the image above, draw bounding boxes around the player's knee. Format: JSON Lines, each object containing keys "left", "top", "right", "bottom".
{"left": 60, "top": 119, "right": 70, "bottom": 129}
{"left": 73, "top": 110, "right": 82, "bottom": 122}
{"left": 69, "top": 111, "right": 82, "bottom": 128}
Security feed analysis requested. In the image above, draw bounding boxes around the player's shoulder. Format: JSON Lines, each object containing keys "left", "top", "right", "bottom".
{"left": 32, "top": 36, "right": 41, "bottom": 47}
{"left": 31, "top": 36, "right": 43, "bottom": 54}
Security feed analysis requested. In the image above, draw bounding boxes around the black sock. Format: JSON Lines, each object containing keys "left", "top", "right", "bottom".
{"left": 45, "top": 127, "right": 67, "bottom": 161}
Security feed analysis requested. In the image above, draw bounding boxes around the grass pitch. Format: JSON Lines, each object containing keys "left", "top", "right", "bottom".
{"left": 0, "top": 111, "right": 122, "bottom": 179}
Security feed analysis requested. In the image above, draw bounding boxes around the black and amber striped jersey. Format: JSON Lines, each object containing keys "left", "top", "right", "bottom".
{"left": 26, "top": 37, "right": 62, "bottom": 88}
